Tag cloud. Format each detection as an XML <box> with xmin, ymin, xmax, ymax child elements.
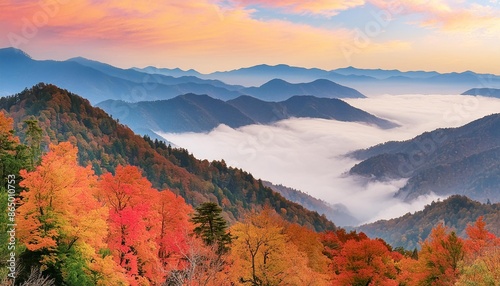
<box><xmin>228</xmin><ymin>0</ymin><xmax>366</xmax><ymax>16</ymax></box>
<box><xmin>0</xmin><ymin>0</ymin><xmax>357</xmax><ymax>72</ymax></box>
<box><xmin>1</xmin><ymin>0</ymin><xmax>499</xmax><ymax>74</ymax></box>
<box><xmin>368</xmin><ymin>0</ymin><xmax>500</xmax><ymax>32</ymax></box>
<box><xmin>158</xmin><ymin>95</ymin><xmax>500</xmax><ymax>226</ymax></box>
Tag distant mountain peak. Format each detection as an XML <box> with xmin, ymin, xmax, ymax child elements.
<box><xmin>244</xmin><ymin>78</ymin><xmax>366</xmax><ymax>101</ymax></box>
<box><xmin>462</xmin><ymin>88</ymin><xmax>500</xmax><ymax>98</ymax></box>
<box><xmin>67</xmin><ymin>56</ymin><xmax>101</xmax><ymax>64</ymax></box>
<box><xmin>177</xmin><ymin>93</ymin><xmax>213</xmax><ymax>100</ymax></box>
<box><xmin>252</xmin><ymin>64</ymin><xmax>291</xmax><ymax>68</ymax></box>
<box><xmin>260</xmin><ymin>78</ymin><xmax>290</xmax><ymax>87</ymax></box>
<box><xmin>0</xmin><ymin>47</ymin><xmax>32</xmax><ymax>59</ymax></box>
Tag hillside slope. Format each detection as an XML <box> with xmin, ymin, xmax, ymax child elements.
<box><xmin>98</xmin><ymin>94</ymin><xmax>396</xmax><ymax>134</ymax></box>
<box><xmin>462</xmin><ymin>88</ymin><xmax>500</xmax><ymax>98</ymax></box>
<box><xmin>262</xmin><ymin>181</ymin><xmax>360</xmax><ymax>226</ymax></box>
<box><xmin>356</xmin><ymin>195</ymin><xmax>500</xmax><ymax>250</ymax></box>
<box><xmin>0</xmin><ymin>83</ymin><xmax>335</xmax><ymax>232</ymax></box>
<box><xmin>349</xmin><ymin>113</ymin><xmax>500</xmax><ymax>202</ymax></box>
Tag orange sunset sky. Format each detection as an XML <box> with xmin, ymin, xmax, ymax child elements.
<box><xmin>1</xmin><ymin>0</ymin><xmax>499</xmax><ymax>74</ymax></box>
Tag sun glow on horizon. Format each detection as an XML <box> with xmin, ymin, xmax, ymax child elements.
<box><xmin>0</xmin><ymin>0</ymin><xmax>499</xmax><ymax>74</ymax></box>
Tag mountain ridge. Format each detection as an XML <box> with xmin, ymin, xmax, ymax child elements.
<box><xmin>462</xmin><ymin>87</ymin><xmax>500</xmax><ymax>98</ymax></box>
<box><xmin>0</xmin><ymin>48</ymin><xmax>242</xmax><ymax>102</ymax></box>
<box><xmin>97</xmin><ymin>93</ymin><xmax>397</xmax><ymax>135</ymax></box>
<box><xmin>262</xmin><ymin>181</ymin><xmax>360</xmax><ymax>226</ymax></box>
<box><xmin>241</xmin><ymin>78</ymin><xmax>365</xmax><ymax>100</ymax></box>
<box><xmin>356</xmin><ymin>195</ymin><xmax>500</xmax><ymax>250</ymax></box>
<box><xmin>349</xmin><ymin>113</ymin><xmax>500</xmax><ymax>203</ymax></box>
<box><xmin>195</xmin><ymin>63</ymin><xmax>500</xmax><ymax>95</ymax></box>
<box><xmin>5</xmin><ymin>47</ymin><xmax>500</xmax><ymax>98</ymax></box>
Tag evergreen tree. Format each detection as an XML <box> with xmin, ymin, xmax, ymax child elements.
<box><xmin>0</xmin><ymin>112</ymin><xmax>29</xmax><ymax>185</ymax></box>
<box><xmin>23</xmin><ymin>118</ymin><xmax>43</xmax><ymax>170</ymax></box>
<box><xmin>191</xmin><ymin>202</ymin><xmax>232</xmax><ymax>253</ymax></box>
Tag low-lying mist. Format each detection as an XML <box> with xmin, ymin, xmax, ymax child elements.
<box><xmin>158</xmin><ymin>94</ymin><xmax>500</xmax><ymax>226</ymax></box>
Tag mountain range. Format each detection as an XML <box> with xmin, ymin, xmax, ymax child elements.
<box><xmin>349</xmin><ymin>113</ymin><xmax>500</xmax><ymax>203</ymax></box>
<box><xmin>97</xmin><ymin>94</ymin><xmax>397</xmax><ymax>134</ymax></box>
<box><xmin>0</xmin><ymin>48</ymin><xmax>242</xmax><ymax>103</ymax></box>
<box><xmin>139</xmin><ymin>63</ymin><xmax>500</xmax><ymax>96</ymax></box>
<box><xmin>0</xmin><ymin>48</ymin><xmax>368</xmax><ymax>104</ymax></box>
<box><xmin>4</xmin><ymin>47</ymin><xmax>500</xmax><ymax>102</ymax></box>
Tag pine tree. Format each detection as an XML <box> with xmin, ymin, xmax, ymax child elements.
<box><xmin>191</xmin><ymin>202</ymin><xmax>232</xmax><ymax>253</ymax></box>
<box><xmin>23</xmin><ymin>118</ymin><xmax>43</xmax><ymax>170</ymax></box>
<box><xmin>0</xmin><ymin>111</ymin><xmax>29</xmax><ymax>181</ymax></box>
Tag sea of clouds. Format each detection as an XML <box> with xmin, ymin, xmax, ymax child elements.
<box><xmin>158</xmin><ymin>94</ymin><xmax>500</xmax><ymax>226</ymax></box>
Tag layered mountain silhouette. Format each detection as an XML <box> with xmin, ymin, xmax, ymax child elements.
<box><xmin>333</xmin><ymin>66</ymin><xmax>440</xmax><ymax>79</ymax></box>
<box><xmin>97</xmin><ymin>94</ymin><xmax>397</xmax><ymax>134</ymax></box>
<box><xmin>5</xmin><ymin>47</ymin><xmax>500</xmax><ymax>101</ymax></box>
<box><xmin>133</xmin><ymin>66</ymin><xmax>203</xmax><ymax>78</ymax></box>
<box><xmin>462</xmin><ymin>88</ymin><xmax>500</xmax><ymax>98</ymax></box>
<box><xmin>349</xmin><ymin>113</ymin><xmax>500</xmax><ymax>203</ymax></box>
<box><xmin>192</xmin><ymin>64</ymin><xmax>500</xmax><ymax>95</ymax></box>
<box><xmin>1</xmin><ymin>48</ymin><xmax>369</xmax><ymax>104</ymax></box>
<box><xmin>0</xmin><ymin>48</ymin><xmax>242</xmax><ymax>102</ymax></box>
<box><xmin>241</xmin><ymin>78</ymin><xmax>365</xmax><ymax>101</ymax></box>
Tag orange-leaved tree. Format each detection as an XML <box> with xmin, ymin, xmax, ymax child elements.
<box><xmin>456</xmin><ymin>217</ymin><xmax>500</xmax><ymax>285</ymax></box>
<box><xmin>411</xmin><ymin>224</ymin><xmax>464</xmax><ymax>286</ymax></box>
<box><xmin>17</xmin><ymin>142</ymin><xmax>110</xmax><ymax>284</ymax></box>
<box><xmin>331</xmin><ymin>237</ymin><xmax>399</xmax><ymax>286</ymax></box>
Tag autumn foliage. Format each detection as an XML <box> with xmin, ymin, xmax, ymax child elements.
<box><xmin>1</xmin><ymin>115</ymin><xmax>499</xmax><ymax>285</ymax></box>
<box><xmin>15</xmin><ymin>142</ymin><xmax>196</xmax><ymax>285</ymax></box>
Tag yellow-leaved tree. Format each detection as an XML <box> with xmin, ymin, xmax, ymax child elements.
<box><xmin>229</xmin><ymin>208</ymin><xmax>329</xmax><ymax>285</ymax></box>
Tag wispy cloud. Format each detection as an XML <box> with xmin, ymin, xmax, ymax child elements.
<box><xmin>368</xmin><ymin>0</ymin><xmax>500</xmax><ymax>32</ymax></box>
<box><xmin>0</xmin><ymin>0</ymin><xmax>360</xmax><ymax>72</ymax></box>
<box><xmin>0</xmin><ymin>0</ymin><xmax>499</xmax><ymax>73</ymax></box>
<box><xmin>227</xmin><ymin>0</ymin><xmax>366</xmax><ymax>16</ymax></box>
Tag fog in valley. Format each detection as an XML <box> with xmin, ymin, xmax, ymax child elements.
<box><xmin>159</xmin><ymin>94</ymin><xmax>500</xmax><ymax>225</ymax></box>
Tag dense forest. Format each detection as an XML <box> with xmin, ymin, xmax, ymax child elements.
<box><xmin>1</xmin><ymin>84</ymin><xmax>499</xmax><ymax>285</ymax></box>
<box><xmin>357</xmin><ymin>195</ymin><xmax>500</xmax><ymax>250</ymax></box>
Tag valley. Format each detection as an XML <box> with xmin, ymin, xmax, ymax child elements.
<box><xmin>2</xmin><ymin>0</ymin><xmax>500</xmax><ymax>283</ymax></box>
<box><xmin>160</xmin><ymin>94</ymin><xmax>500</xmax><ymax>225</ymax></box>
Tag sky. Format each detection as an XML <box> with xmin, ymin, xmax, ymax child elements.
<box><xmin>1</xmin><ymin>0</ymin><xmax>500</xmax><ymax>73</ymax></box>
<box><xmin>159</xmin><ymin>94</ymin><xmax>500</xmax><ymax>225</ymax></box>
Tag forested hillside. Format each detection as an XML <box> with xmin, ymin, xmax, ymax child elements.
<box><xmin>349</xmin><ymin>113</ymin><xmax>500</xmax><ymax>202</ymax></box>
<box><xmin>357</xmin><ymin>196</ymin><xmax>500</xmax><ymax>249</ymax></box>
<box><xmin>0</xmin><ymin>83</ymin><xmax>334</xmax><ymax>232</ymax></box>
<box><xmin>262</xmin><ymin>181</ymin><xmax>360</xmax><ymax>226</ymax></box>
